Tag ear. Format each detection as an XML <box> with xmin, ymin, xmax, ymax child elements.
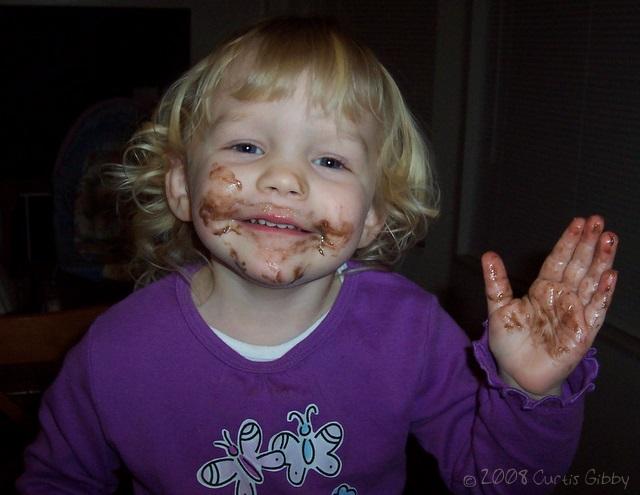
<box><xmin>165</xmin><ymin>157</ymin><xmax>192</xmax><ymax>222</ymax></box>
<box><xmin>357</xmin><ymin>206</ymin><xmax>385</xmax><ymax>248</ymax></box>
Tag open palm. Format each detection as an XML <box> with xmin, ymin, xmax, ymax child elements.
<box><xmin>482</xmin><ymin>216</ymin><xmax>618</xmax><ymax>397</ymax></box>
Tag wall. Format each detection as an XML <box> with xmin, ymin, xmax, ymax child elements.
<box><xmin>453</xmin><ymin>1</ymin><xmax>640</xmax><ymax>492</ymax></box>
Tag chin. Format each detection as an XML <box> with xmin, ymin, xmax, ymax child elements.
<box><xmin>249</xmin><ymin>264</ymin><xmax>308</xmax><ymax>287</ymax></box>
<box><xmin>211</xmin><ymin>253</ymin><xmax>298</xmax><ymax>287</ymax></box>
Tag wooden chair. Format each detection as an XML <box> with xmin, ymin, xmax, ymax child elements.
<box><xmin>0</xmin><ymin>305</ymin><xmax>108</xmax><ymax>426</ymax></box>
<box><xmin>0</xmin><ymin>304</ymin><xmax>121</xmax><ymax>493</ymax></box>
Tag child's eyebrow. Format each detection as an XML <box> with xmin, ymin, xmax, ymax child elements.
<box><xmin>209</xmin><ymin>110</ymin><xmax>249</xmax><ymax>128</ymax></box>
<box><xmin>307</xmin><ymin>110</ymin><xmax>373</xmax><ymax>153</ymax></box>
<box><xmin>334</xmin><ymin>129</ymin><xmax>370</xmax><ymax>154</ymax></box>
<box><xmin>331</xmin><ymin>119</ymin><xmax>375</xmax><ymax>155</ymax></box>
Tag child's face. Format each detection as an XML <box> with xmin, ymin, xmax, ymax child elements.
<box><xmin>168</xmin><ymin>81</ymin><xmax>383</xmax><ymax>287</ymax></box>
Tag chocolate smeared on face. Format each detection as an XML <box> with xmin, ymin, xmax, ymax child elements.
<box><xmin>315</xmin><ymin>219</ymin><xmax>353</xmax><ymax>256</ymax></box>
<box><xmin>210</xmin><ymin>165</ymin><xmax>242</xmax><ymax>192</ymax></box>
<box><xmin>213</xmin><ymin>224</ymin><xmax>242</xmax><ymax>236</ymax></box>
<box><xmin>293</xmin><ymin>266</ymin><xmax>305</xmax><ymax>282</ymax></box>
<box><xmin>229</xmin><ymin>248</ymin><xmax>246</xmax><ymax>267</ymax></box>
<box><xmin>196</xmin><ymin>163</ymin><xmax>360</xmax><ymax>285</ymax></box>
<box><xmin>261</xmin><ymin>271</ymin><xmax>284</xmax><ymax>284</ymax></box>
<box><xmin>198</xmin><ymin>165</ymin><xmax>243</xmax><ymax>228</ymax></box>
<box><xmin>257</xmin><ymin>257</ymin><xmax>285</xmax><ymax>284</ymax></box>
<box><xmin>228</xmin><ymin>248</ymin><xmax>247</xmax><ymax>273</ymax></box>
<box><xmin>243</xmin><ymin>217</ymin><xmax>354</xmax><ymax>283</ymax></box>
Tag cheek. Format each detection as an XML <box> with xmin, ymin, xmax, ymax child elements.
<box><xmin>313</xmin><ymin>218</ymin><xmax>355</xmax><ymax>255</ymax></box>
<box><xmin>310</xmin><ymin>191</ymin><xmax>368</xmax><ymax>256</ymax></box>
<box><xmin>196</xmin><ymin>164</ymin><xmax>243</xmax><ymax>231</ymax></box>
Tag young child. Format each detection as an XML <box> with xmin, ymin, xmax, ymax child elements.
<box><xmin>18</xmin><ymin>16</ymin><xmax>618</xmax><ymax>495</ymax></box>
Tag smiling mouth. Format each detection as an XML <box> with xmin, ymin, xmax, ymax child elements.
<box><xmin>244</xmin><ymin>218</ymin><xmax>312</xmax><ymax>233</ymax></box>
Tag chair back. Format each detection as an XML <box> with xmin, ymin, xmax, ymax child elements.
<box><xmin>0</xmin><ymin>305</ymin><xmax>108</xmax><ymax>425</ymax></box>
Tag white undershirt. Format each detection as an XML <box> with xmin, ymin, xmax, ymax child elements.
<box><xmin>209</xmin><ymin>263</ymin><xmax>347</xmax><ymax>362</ymax></box>
<box><xmin>211</xmin><ymin>312</ymin><xmax>328</xmax><ymax>362</ymax></box>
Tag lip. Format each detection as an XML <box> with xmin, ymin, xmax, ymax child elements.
<box><xmin>241</xmin><ymin>220</ymin><xmax>310</xmax><ymax>236</ymax></box>
<box><xmin>236</xmin><ymin>208</ymin><xmax>315</xmax><ymax>236</ymax></box>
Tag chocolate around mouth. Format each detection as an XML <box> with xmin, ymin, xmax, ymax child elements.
<box><xmin>197</xmin><ymin>163</ymin><xmax>352</xmax><ymax>254</ymax></box>
<box><xmin>242</xmin><ymin>217</ymin><xmax>312</xmax><ymax>233</ymax></box>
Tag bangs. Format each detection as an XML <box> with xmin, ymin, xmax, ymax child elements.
<box><xmin>202</xmin><ymin>17</ymin><xmax>387</xmax><ymax>124</ymax></box>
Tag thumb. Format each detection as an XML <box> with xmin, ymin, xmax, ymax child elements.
<box><xmin>481</xmin><ymin>251</ymin><xmax>514</xmax><ymax>314</ymax></box>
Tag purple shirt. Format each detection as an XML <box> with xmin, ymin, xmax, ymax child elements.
<box><xmin>18</xmin><ymin>265</ymin><xmax>598</xmax><ymax>494</ymax></box>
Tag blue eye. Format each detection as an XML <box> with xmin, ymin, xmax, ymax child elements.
<box><xmin>231</xmin><ymin>143</ymin><xmax>264</xmax><ymax>155</ymax></box>
<box><xmin>314</xmin><ymin>157</ymin><xmax>345</xmax><ymax>169</ymax></box>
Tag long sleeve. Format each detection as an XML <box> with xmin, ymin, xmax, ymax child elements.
<box><xmin>16</xmin><ymin>329</ymin><xmax>122</xmax><ymax>494</ymax></box>
<box><xmin>410</xmin><ymin>301</ymin><xmax>598</xmax><ymax>494</ymax></box>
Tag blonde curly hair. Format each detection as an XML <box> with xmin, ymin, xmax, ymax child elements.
<box><xmin>114</xmin><ymin>16</ymin><xmax>439</xmax><ymax>286</ymax></box>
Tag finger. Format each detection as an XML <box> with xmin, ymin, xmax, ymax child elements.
<box><xmin>481</xmin><ymin>251</ymin><xmax>514</xmax><ymax>314</ymax></box>
<box><xmin>578</xmin><ymin>231</ymin><xmax>618</xmax><ymax>306</ymax></box>
<box><xmin>584</xmin><ymin>270</ymin><xmax>617</xmax><ymax>331</ymax></box>
<box><xmin>561</xmin><ymin>215</ymin><xmax>604</xmax><ymax>290</ymax></box>
<box><xmin>538</xmin><ymin>217</ymin><xmax>586</xmax><ymax>282</ymax></box>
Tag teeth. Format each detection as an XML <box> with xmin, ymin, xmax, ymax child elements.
<box><xmin>248</xmin><ymin>218</ymin><xmax>297</xmax><ymax>230</ymax></box>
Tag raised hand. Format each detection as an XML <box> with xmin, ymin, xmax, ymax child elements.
<box><xmin>481</xmin><ymin>216</ymin><xmax>618</xmax><ymax>397</ymax></box>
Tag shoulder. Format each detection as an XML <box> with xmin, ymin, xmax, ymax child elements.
<box><xmin>73</xmin><ymin>271</ymin><xmax>206</xmax><ymax>397</ymax></box>
<box><xmin>86</xmin><ymin>272</ymin><xmax>191</xmax><ymax>351</ymax></box>
<box><xmin>345</xmin><ymin>264</ymin><xmax>439</xmax><ymax>313</ymax></box>
<box><xmin>100</xmin><ymin>273</ymin><xmax>181</xmax><ymax>321</ymax></box>
<box><xmin>343</xmin><ymin>264</ymin><xmax>468</xmax><ymax>347</ymax></box>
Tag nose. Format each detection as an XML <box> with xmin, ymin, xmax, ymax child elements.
<box><xmin>256</xmin><ymin>160</ymin><xmax>308</xmax><ymax>199</ymax></box>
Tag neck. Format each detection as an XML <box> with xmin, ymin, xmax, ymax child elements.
<box><xmin>191</xmin><ymin>262</ymin><xmax>341</xmax><ymax>345</ymax></box>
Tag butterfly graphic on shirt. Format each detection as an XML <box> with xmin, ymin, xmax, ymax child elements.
<box><xmin>332</xmin><ymin>483</ymin><xmax>358</xmax><ymax>495</ymax></box>
<box><xmin>197</xmin><ymin>419</ymin><xmax>285</xmax><ymax>495</ymax></box>
<box><xmin>269</xmin><ymin>403</ymin><xmax>344</xmax><ymax>486</ymax></box>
